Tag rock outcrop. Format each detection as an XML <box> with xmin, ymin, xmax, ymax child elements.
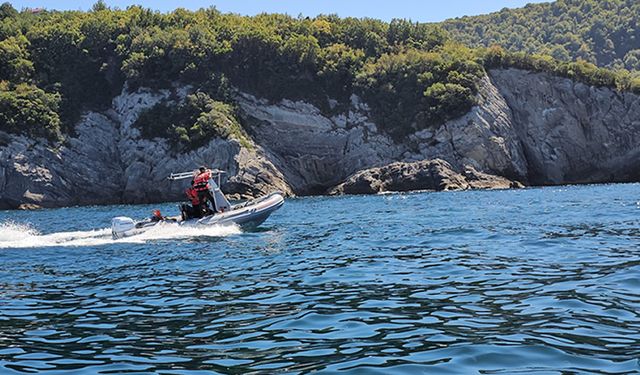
<box><xmin>1</xmin><ymin>67</ymin><xmax>640</xmax><ymax>209</ymax></box>
<box><xmin>404</xmin><ymin>73</ymin><xmax>529</xmax><ymax>182</ymax></box>
<box><xmin>329</xmin><ymin>159</ymin><xmax>521</xmax><ymax>195</ymax></box>
<box><xmin>237</xmin><ymin>93</ymin><xmax>402</xmax><ymax>194</ymax></box>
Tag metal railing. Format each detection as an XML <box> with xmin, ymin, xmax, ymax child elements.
<box><xmin>167</xmin><ymin>169</ymin><xmax>226</xmax><ymax>181</ymax></box>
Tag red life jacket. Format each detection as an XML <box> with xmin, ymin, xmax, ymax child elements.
<box><xmin>185</xmin><ymin>187</ymin><xmax>200</xmax><ymax>205</ymax></box>
<box><xmin>193</xmin><ymin>170</ymin><xmax>211</xmax><ymax>192</ymax></box>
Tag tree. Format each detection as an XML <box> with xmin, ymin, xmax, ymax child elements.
<box><xmin>91</xmin><ymin>0</ymin><xmax>108</xmax><ymax>12</ymax></box>
<box><xmin>0</xmin><ymin>83</ymin><xmax>61</xmax><ymax>140</ymax></box>
<box><xmin>318</xmin><ymin>43</ymin><xmax>365</xmax><ymax>99</ymax></box>
<box><xmin>443</xmin><ymin>0</ymin><xmax>640</xmax><ymax>70</ymax></box>
<box><xmin>0</xmin><ymin>35</ymin><xmax>34</xmax><ymax>82</ymax></box>
<box><xmin>0</xmin><ymin>2</ymin><xmax>17</xmax><ymax>19</ymax></box>
<box><xmin>282</xmin><ymin>33</ymin><xmax>320</xmax><ymax>67</ymax></box>
<box><xmin>1</xmin><ymin>1</ymin><xmax>637</xmax><ymax>144</ymax></box>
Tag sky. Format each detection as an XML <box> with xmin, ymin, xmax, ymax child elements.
<box><xmin>9</xmin><ymin>0</ymin><xmax>552</xmax><ymax>23</ymax></box>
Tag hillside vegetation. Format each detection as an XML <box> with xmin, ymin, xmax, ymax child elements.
<box><xmin>444</xmin><ymin>0</ymin><xmax>640</xmax><ymax>70</ymax></box>
<box><xmin>0</xmin><ymin>0</ymin><xmax>638</xmax><ymax>146</ymax></box>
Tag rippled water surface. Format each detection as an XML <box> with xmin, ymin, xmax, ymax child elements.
<box><xmin>1</xmin><ymin>184</ymin><xmax>640</xmax><ymax>374</ymax></box>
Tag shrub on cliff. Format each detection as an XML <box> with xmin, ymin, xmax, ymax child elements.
<box><xmin>482</xmin><ymin>45</ymin><xmax>640</xmax><ymax>94</ymax></box>
<box><xmin>0</xmin><ymin>82</ymin><xmax>61</xmax><ymax>140</ymax></box>
<box><xmin>355</xmin><ymin>45</ymin><xmax>483</xmax><ymax>138</ymax></box>
<box><xmin>134</xmin><ymin>92</ymin><xmax>250</xmax><ymax>152</ymax></box>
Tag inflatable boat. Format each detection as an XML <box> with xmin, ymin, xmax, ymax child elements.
<box><xmin>111</xmin><ymin>170</ymin><xmax>284</xmax><ymax>239</ymax></box>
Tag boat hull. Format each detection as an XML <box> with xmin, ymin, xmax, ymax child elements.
<box><xmin>112</xmin><ymin>192</ymin><xmax>284</xmax><ymax>239</ymax></box>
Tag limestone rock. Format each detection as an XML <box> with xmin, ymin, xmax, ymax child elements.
<box><xmin>412</xmin><ymin>74</ymin><xmax>529</xmax><ymax>182</ymax></box>
<box><xmin>0</xmin><ymin>87</ymin><xmax>292</xmax><ymax>209</ymax></box>
<box><xmin>329</xmin><ymin>159</ymin><xmax>522</xmax><ymax>195</ymax></box>
<box><xmin>489</xmin><ymin>68</ymin><xmax>640</xmax><ymax>185</ymax></box>
<box><xmin>237</xmin><ymin>92</ymin><xmax>402</xmax><ymax>194</ymax></box>
<box><xmin>463</xmin><ymin>166</ymin><xmax>525</xmax><ymax>190</ymax></box>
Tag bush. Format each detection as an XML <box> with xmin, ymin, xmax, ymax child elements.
<box><xmin>0</xmin><ymin>34</ymin><xmax>33</xmax><ymax>82</ymax></box>
<box><xmin>423</xmin><ymin>82</ymin><xmax>475</xmax><ymax>123</ymax></box>
<box><xmin>481</xmin><ymin>45</ymin><xmax>639</xmax><ymax>93</ymax></box>
<box><xmin>0</xmin><ymin>82</ymin><xmax>61</xmax><ymax>140</ymax></box>
<box><xmin>133</xmin><ymin>92</ymin><xmax>250</xmax><ymax>151</ymax></box>
<box><xmin>355</xmin><ymin>46</ymin><xmax>483</xmax><ymax>139</ymax></box>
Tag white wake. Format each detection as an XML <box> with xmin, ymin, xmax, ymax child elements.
<box><xmin>0</xmin><ymin>220</ymin><xmax>241</xmax><ymax>249</ymax></box>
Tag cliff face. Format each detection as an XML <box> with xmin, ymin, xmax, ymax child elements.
<box><xmin>489</xmin><ymin>69</ymin><xmax>640</xmax><ymax>185</ymax></box>
<box><xmin>1</xmin><ymin>68</ymin><xmax>639</xmax><ymax>209</ymax></box>
<box><xmin>0</xmin><ymin>86</ymin><xmax>292</xmax><ymax>209</ymax></box>
<box><xmin>236</xmin><ymin>93</ymin><xmax>403</xmax><ymax>194</ymax></box>
<box><xmin>237</xmin><ymin>68</ymin><xmax>640</xmax><ymax>195</ymax></box>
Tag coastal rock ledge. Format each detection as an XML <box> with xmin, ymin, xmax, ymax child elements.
<box><xmin>329</xmin><ymin>159</ymin><xmax>523</xmax><ymax>195</ymax></box>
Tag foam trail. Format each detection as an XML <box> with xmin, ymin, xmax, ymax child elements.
<box><xmin>0</xmin><ymin>221</ymin><xmax>41</xmax><ymax>242</ymax></box>
<box><xmin>0</xmin><ymin>220</ymin><xmax>241</xmax><ymax>249</ymax></box>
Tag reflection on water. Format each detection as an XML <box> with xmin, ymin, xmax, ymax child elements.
<box><xmin>0</xmin><ymin>184</ymin><xmax>639</xmax><ymax>373</ymax></box>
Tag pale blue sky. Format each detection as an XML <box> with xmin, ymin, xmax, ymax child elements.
<box><xmin>10</xmin><ymin>0</ymin><xmax>551</xmax><ymax>22</ymax></box>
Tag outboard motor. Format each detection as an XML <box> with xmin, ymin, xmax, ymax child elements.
<box><xmin>112</xmin><ymin>216</ymin><xmax>135</xmax><ymax>239</ymax></box>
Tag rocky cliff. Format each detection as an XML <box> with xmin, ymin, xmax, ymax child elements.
<box><xmin>489</xmin><ymin>69</ymin><xmax>640</xmax><ymax>185</ymax></box>
<box><xmin>237</xmin><ymin>68</ymin><xmax>640</xmax><ymax>195</ymax></box>
<box><xmin>1</xmin><ymin>68</ymin><xmax>639</xmax><ymax>209</ymax></box>
<box><xmin>0</xmin><ymin>85</ymin><xmax>291</xmax><ymax>209</ymax></box>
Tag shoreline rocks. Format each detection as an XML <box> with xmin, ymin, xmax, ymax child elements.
<box><xmin>329</xmin><ymin>159</ymin><xmax>523</xmax><ymax>195</ymax></box>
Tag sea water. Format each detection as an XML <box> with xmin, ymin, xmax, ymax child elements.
<box><xmin>0</xmin><ymin>184</ymin><xmax>639</xmax><ymax>373</ymax></box>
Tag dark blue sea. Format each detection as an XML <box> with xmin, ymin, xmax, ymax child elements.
<box><xmin>1</xmin><ymin>184</ymin><xmax>639</xmax><ymax>374</ymax></box>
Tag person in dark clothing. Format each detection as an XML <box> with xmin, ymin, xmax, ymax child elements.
<box><xmin>182</xmin><ymin>183</ymin><xmax>203</xmax><ymax>220</ymax></box>
<box><xmin>193</xmin><ymin>166</ymin><xmax>217</xmax><ymax>215</ymax></box>
<box><xmin>148</xmin><ymin>209</ymin><xmax>176</xmax><ymax>223</ymax></box>
<box><xmin>151</xmin><ymin>209</ymin><xmax>164</xmax><ymax>222</ymax></box>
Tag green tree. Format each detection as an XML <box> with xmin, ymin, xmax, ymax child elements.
<box><xmin>444</xmin><ymin>0</ymin><xmax>640</xmax><ymax>70</ymax></box>
<box><xmin>0</xmin><ymin>2</ymin><xmax>17</xmax><ymax>19</ymax></box>
<box><xmin>0</xmin><ymin>34</ymin><xmax>34</xmax><ymax>82</ymax></box>
<box><xmin>0</xmin><ymin>82</ymin><xmax>61</xmax><ymax>140</ymax></box>
<box><xmin>1</xmin><ymin>1</ymin><xmax>638</xmax><ymax>144</ymax></box>
<box><xmin>318</xmin><ymin>43</ymin><xmax>365</xmax><ymax>100</ymax></box>
<box><xmin>91</xmin><ymin>0</ymin><xmax>108</xmax><ymax>12</ymax></box>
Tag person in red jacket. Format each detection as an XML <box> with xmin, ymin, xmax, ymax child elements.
<box><xmin>186</xmin><ymin>186</ymin><xmax>200</xmax><ymax>206</ymax></box>
<box><xmin>193</xmin><ymin>167</ymin><xmax>211</xmax><ymax>190</ymax></box>
<box><xmin>151</xmin><ymin>209</ymin><xmax>164</xmax><ymax>222</ymax></box>
<box><xmin>184</xmin><ymin>184</ymin><xmax>203</xmax><ymax>219</ymax></box>
<box><xmin>193</xmin><ymin>166</ymin><xmax>217</xmax><ymax>215</ymax></box>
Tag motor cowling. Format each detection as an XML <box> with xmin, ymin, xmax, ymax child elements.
<box><xmin>111</xmin><ymin>216</ymin><xmax>135</xmax><ymax>239</ymax></box>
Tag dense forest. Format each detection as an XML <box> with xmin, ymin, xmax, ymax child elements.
<box><xmin>0</xmin><ymin>0</ymin><xmax>639</xmax><ymax>146</ymax></box>
<box><xmin>444</xmin><ymin>0</ymin><xmax>640</xmax><ymax>70</ymax></box>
